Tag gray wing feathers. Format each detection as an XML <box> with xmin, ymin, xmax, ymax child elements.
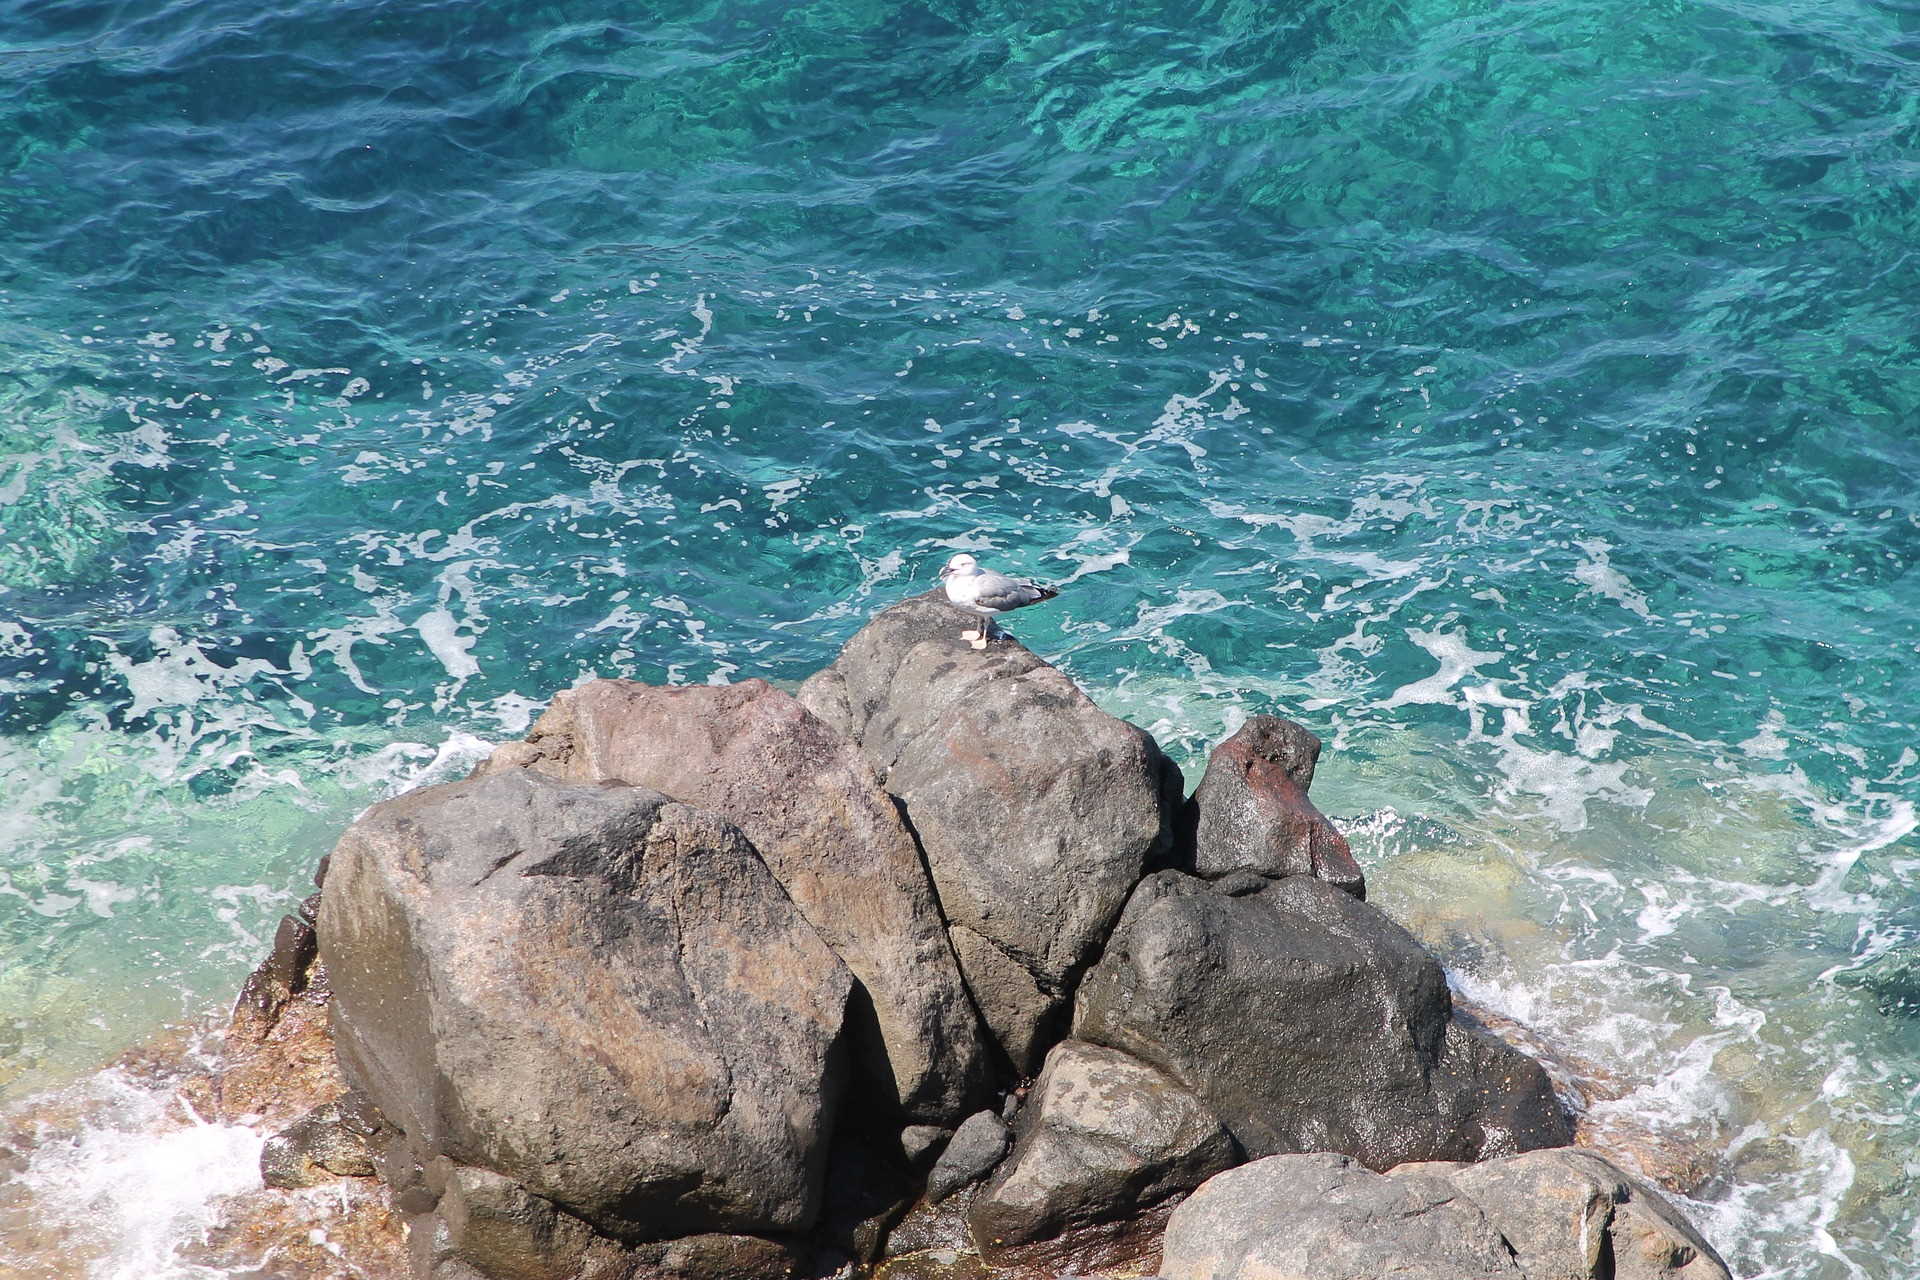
<box><xmin>973</xmin><ymin>571</ymin><xmax>1059</xmax><ymax>612</ymax></box>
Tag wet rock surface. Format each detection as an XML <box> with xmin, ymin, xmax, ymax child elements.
<box><xmin>260</xmin><ymin>1094</ymin><xmax>381</xmax><ymax>1188</ymax></box>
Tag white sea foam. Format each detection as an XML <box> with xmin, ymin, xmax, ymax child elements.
<box><xmin>1380</xmin><ymin>627</ymin><xmax>1505</xmax><ymax>709</ymax></box>
<box><xmin>7</xmin><ymin>1072</ymin><xmax>264</xmax><ymax>1280</ymax></box>
<box><xmin>1571</xmin><ymin>538</ymin><xmax>1657</xmax><ymax>620</ymax></box>
<box><xmin>414</xmin><ymin>607</ymin><xmax>480</xmax><ymax>680</ymax></box>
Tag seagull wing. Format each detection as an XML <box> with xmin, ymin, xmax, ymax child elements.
<box><xmin>971</xmin><ymin>569</ymin><xmax>1059</xmax><ymax>612</ymax></box>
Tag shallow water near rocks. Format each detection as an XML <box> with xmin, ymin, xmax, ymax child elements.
<box><xmin>3</xmin><ymin>1</ymin><xmax>1918</xmax><ymax>1277</ymax></box>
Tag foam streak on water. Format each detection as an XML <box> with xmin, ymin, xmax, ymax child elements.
<box><xmin>2</xmin><ymin>0</ymin><xmax>1918</xmax><ymax>1275</ymax></box>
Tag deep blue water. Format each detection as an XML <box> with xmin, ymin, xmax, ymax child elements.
<box><xmin>3</xmin><ymin>1</ymin><xmax>1918</xmax><ymax>1275</ymax></box>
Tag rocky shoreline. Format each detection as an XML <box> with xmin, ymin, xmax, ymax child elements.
<box><xmin>190</xmin><ymin>591</ymin><xmax>1731</xmax><ymax>1279</ymax></box>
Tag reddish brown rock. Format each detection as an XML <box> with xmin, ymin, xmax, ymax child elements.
<box><xmin>1186</xmin><ymin>716</ymin><xmax>1363</xmax><ymax>899</ymax></box>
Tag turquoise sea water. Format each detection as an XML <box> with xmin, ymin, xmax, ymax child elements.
<box><xmin>2</xmin><ymin>1</ymin><xmax>1917</xmax><ymax>1275</ymax></box>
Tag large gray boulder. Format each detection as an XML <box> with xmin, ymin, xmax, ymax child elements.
<box><xmin>799</xmin><ymin>592</ymin><xmax>1183</xmax><ymax>1072</ymax></box>
<box><xmin>968</xmin><ymin>1040</ymin><xmax>1237</xmax><ymax>1254</ymax></box>
<box><xmin>477</xmin><ymin>677</ymin><xmax>990</xmax><ymax>1123</ymax></box>
<box><xmin>1186</xmin><ymin>715</ymin><xmax>1364</xmax><ymax>898</ymax></box>
<box><xmin>1162</xmin><ymin>1149</ymin><xmax>1731</xmax><ymax>1280</ymax></box>
<box><xmin>1073</xmin><ymin>870</ymin><xmax>1570</xmax><ymax>1170</ymax></box>
<box><xmin>1161</xmin><ymin>1152</ymin><xmax>1523</xmax><ymax>1280</ymax></box>
<box><xmin>316</xmin><ymin>769</ymin><xmax>854</xmax><ymax>1241</ymax></box>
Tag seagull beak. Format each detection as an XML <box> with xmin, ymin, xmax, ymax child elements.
<box><xmin>938</xmin><ymin>565</ymin><xmax>952</xmax><ymax>578</ymax></box>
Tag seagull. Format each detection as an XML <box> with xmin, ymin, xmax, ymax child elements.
<box><xmin>938</xmin><ymin>553</ymin><xmax>1059</xmax><ymax>650</ymax></box>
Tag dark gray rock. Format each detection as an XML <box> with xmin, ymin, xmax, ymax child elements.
<box><xmin>969</xmin><ymin>1040</ymin><xmax>1238</xmax><ymax>1252</ymax></box>
<box><xmin>808</xmin><ymin>1117</ymin><xmax>920</xmax><ymax>1270</ymax></box>
<box><xmin>412</xmin><ymin>1167</ymin><xmax>803</xmax><ymax>1280</ymax></box>
<box><xmin>316</xmin><ymin>768</ymin><xmax>854</xmax><ymax>1240</ymax></box>
<box><xmin>899</xmin><ymin>1124</ymin><xmax>951</xmax><ymax>1173</ymax></box>
<box><xmin>1186</xmin><ymin>716</ymin><xmax>1364</xmax><ymax>898</ymax></box>
<box><xmin>259</xmin><ymin>1096</ymin><xmax>380</xmax><ymax>1189</ymax></box>
<box><xmin>926</xmin><ymin>1108</ymin><xmax>1011</xmax><ymax>1204</ymax></box>
<box><xmin>799</xmin><ymin>592</ymin><xmax>1183</xmax><ymax>1072</ymax></box>
<box><xmin>230</xmin><ymin>911</ymin><xmax>318</xmax><ymax>1041</ymax></box>
<box><xmin>879</xmin><ymin>1184</ymin><xmax>976</xmax><ymax>1262</ymax></box>
<box><xmin>413</xmin><ymin>1164</ymin><xmax>604</xmax><ymax>1280</ymax></box>
<box><xmin>1160</xmin><ymin>1152</ymin><xmax>1524</xmax><ymax>1280</ymax></box>
<box><xmin>1162</xmin><ymin>1149</ymin><xmax>1731</xmax><ymax>1280</ymax></box>
<box><xmin>1073</xmin><ymin>870</ymin><xmax>1569</xmax><ymax>1170</ymax></box>
<box><xmin>1450</xmin><ymin>1147</ymin><xmax>1732</xmax><ymax>1280</ymax></box>
<box><xmin>477</xmin><ymin>677</ymin><xmax>990</xmax><ymax>1124</ymax></box>
<box><xmin>1441</xmin><ymin>1017</ymin><xmax>1581</xmax><ymax>1158</ymax></box>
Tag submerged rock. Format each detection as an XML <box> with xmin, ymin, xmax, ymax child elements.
<box><xmin>1073</xmin><ymin>870</ymin><xmax>1570</xmax><ymax>1170</ymax></box>
<box><xmin>477</xmin><ymin>676</ymin><xmax>991</xmax><ymax>1124</ymax></box>
<box><xmin>1185</xmin><ymin>715</ymin><xmax>1364</xmax><ymax>898</ymax></box>
<box><xmin>316</xmin><ymin>768</ymin><xmax>855</xmax><ymax>1242</ymax></box>
<box><xmin>799</xmin><ymin>592</ymin><xmax>1184</xmax><ymax>1073</ymax></box>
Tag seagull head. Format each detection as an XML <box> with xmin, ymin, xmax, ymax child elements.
<box><xmin>939</xmin><ymin>553</ymin><xmax>980</xmax><ymax>580</ymax></box>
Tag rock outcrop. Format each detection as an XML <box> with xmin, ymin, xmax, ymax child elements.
<box><xmin>1073</xmin><ymin>869</ymin><xmax>1570</xmax><ymax>1170</ymax></box>
<box><xmin>799</xmin><ymin>592</ymin><xmax>1183</xmax><ymax>1072</ymax></box>
<box><xmin>1185</xmin><ymin>715</ymin><xmax>1364</xmax><ymax>898</ymax></box>
<box><xmin>316</xmin><ymin>768</ymin><xmax>855</xmax><ymax>1244</ymax></box>
<box><xmin>1161</xmin><ymin>1149</ymin><xmax>1732</xmax><ymax>1280</ymax></box>
<box><xmin>223</xmin><ymin>584</ymin><xmax>1732</xmax><ymax>1280</ymax></box>
<box><xmin>475</xmin><ymin>676</ymin><xmax>990</xmax><ymax>1124</ymax></box>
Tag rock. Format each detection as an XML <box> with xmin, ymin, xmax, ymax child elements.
<box><xmin>969</xmin><ymin>1040</ymin><xmax>1237</xmax><ymax>1254</ymax></box>
<box><xmin>260</xmin><ymin>1094</ymin><xmax>381</xmax><ymax>1188</ymax></box>
<box><xmin>1160</xmin><ymin>1152</ymin><xmax>1523</xmax><ymax>1280</ymax></box>
<box><xmin>1073</xmin><ymin>870</ymin><xmax>1569</xmax><ymax>1170</ymax></box>
<box><xmin>927</xmin><ymin>1109</ymin><xmax>1011</xmax><ymax>1204</ymax></box>
<box><xmin>205</xmin><ymin>947</ymin><xmax>342</xmax><ymax>1131</ymax></box>
<box><xmin>900</xmin><ymin>1125</ymin><xmax>951</xmax><ymax>1173</ymax></box>
<box><xmin>412</xmin><ymin>1164</ymin><xmax>606</xmax><ymax>1280</ymax></box>
<box><xmin>1441</xmin><ymin>1017</ymin><xmax>1580</xmax><ymax>1158</ymax></box>
<box><xmin>799</xmin><ymin>592</ymin><xmax>1183</xmax><ymax>1072</ymax></box>
<box><xmin>639</xmin><ymin>1232</ymin><xmax>806</xmax><ymax>1280</ymax></box>
<box><xmin>1186</xmin><ymin>716</ymin><xmax>1363</xmax><ymax>898</ymax></box>
<box><xmin>877</xmin><ymin>1185</ymin><xmax>976</xmax><ymax>1264</ymax></box>
<box><xmin>476</xmin><ymin>676</ymin><xmax>990</xmax><ymax>1123</ymax></box>
<box><xmin>1449</xmin><ymin>1147</ymin><xmax>1732</xmax><ymax>1280</ymax></box>
<box><xmin>229</xmin><ymin>910</ymin><xmax>319</xmax><ymax>1045</ymax></box>
<box><xmin>1161</xmin><ymin>1148</ymin><xmax>1732</xmax><ymax>1280</ymax></box>
<box><xmin>809</xmin><ymin>1117</ymin><xmax>923</xmax><ymax>1270</ymax></box>
<box><xmin>316</xmin><ymin>768</ymin><xmax>855</xmax><ymax>1241</ymax></box>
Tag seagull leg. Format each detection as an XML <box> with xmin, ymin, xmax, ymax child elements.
<box><xmin>970</xmin><ymin>615</ymin><xmax>991</xmax><ymax>650</ymax></box>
